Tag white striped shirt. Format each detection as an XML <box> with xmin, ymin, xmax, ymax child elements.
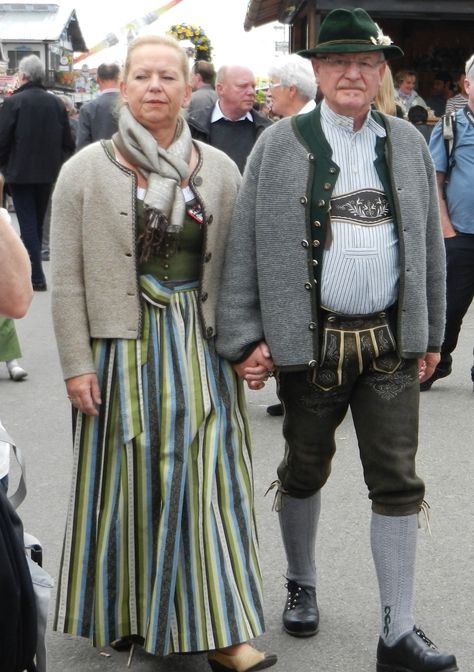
<box><xmin>320</xmin><ymin>100</ymin><xmax>399</xmax><ymax>315</ymax></box>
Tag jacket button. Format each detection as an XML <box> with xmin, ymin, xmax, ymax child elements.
<box><xmin>206</xmin><ymin>326</ymin><xmax>214</xmax><ymax>337</ymax></box>
<box><xmin>201</xmin><ymin>292</ymin><xmax>208</xmax><ymax>302</ymax></box>
<box><xmin>307</xmin><ymin>152</ymin><xmax>314</xmax><ymax>161</ymax></box>
<box><xmin>323</xmin><ymin>182</ymin><xmax>332</xmax><ymax>190</ymax></box>
<box><xmin>300</xmin><ymin>196</ymin><xmax>308</xmax><ymax>205</ymax></box>
<box><xmin>207</xmin><ymin>214</ymin><xmax>213</xmax><ymax>224</ymax></box>
<box><xmin>163</xmin><ymin>275</ymin><xmax>169</xmax><ymax>281</ymax></box>
<box><xmin>313</xmin><ymin>220</ymin><xmax>321</xmax><ymax>227</ymax></box>
<box><xmin>304</xmin><ymin>282</ymin><xmax>312</xmax><ymax>290</ymax></box>
<box><xmin>301</xmin><ymin>240</ymin><xmax>309</xmax><ymax>248</ymax></box>
<box><xmin>317</xmin><ymin>199</ymin><xmax>326</xmax><ymax>207</ymax></box>
<box><xmin>309</xmin><ymin>322</ymin><xmax>316</xmax><ymax>330</ymax></box>
<box><xmin>329</xmin><ymin>167</ymin><xmax>337</xmax><ymax>174</ymax></box>
<box><xmin>308</xmin><ymin>359</ymin><xmax>317</xmax><ymax>368</ymax></box>
<box><xmin>204</xmin><ymin>252</ymin><xmax>212</xmax><ymax>262</ymax></box>
<box><xmin>311</xmin><ymin>259</ymin><xmax>318</xmax><ymax>267</ymax></box>
<box><xmin>312</xmin><ymin>240</ymin><xmax>320</xmax><ymax>248</ymax></box>
<box><xmin>194</xmin><ymin>176</ymin><xmax>203</xmax><ymax>186</ymax></box>
<box><xmin>125</xmin><ymin>252</ymin><xmax>132</xmax><ymax>257</ymax></box>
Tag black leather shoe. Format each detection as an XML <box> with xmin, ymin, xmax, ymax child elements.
<box><xmin>420</xmin><ymin>367</ymin><xmax>451</xmax><ymax>391</ymax></box>
<box><xmin>266</xmin><ymin>403</ymin><xmax>283</xmax><ymax>416</ymax></box>
<box><xmin>282</xmin><ymin>580</ymin><xmax>319</xmax><ymax>637</ymax></box>
<box><xmin>32</xmin><ymin>281</ymin><xmax>47</xmax><ymax>291</ymax></box>
<box><xmin>376</xmin><ymin>627</ymin><xmax>458</xmax><ymax>672</ymax></box>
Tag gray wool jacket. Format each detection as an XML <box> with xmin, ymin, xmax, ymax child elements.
<box><xmin>51</xmin><ymin>139</ymin><xmax>241</xmax><ymax>380</ymax></box>
<box><xmin>216</xmin><ymin>110</ymin><xmax>446</xmax><ymax>370</ymax></box>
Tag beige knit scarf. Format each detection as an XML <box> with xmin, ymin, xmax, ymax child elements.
<box><xmin>113</xmin><ymin>105</ymin><xmax>192</xmax><ymax>259</ymax></box>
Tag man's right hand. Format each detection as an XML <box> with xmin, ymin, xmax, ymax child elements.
<box><xmin>232</xmin><ymin>342</ymin><xmax>275</xmax><ymax>390</ymax></box>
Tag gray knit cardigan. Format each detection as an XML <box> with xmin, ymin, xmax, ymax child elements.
<box><xmin>51</xmin><ymin>140</ymin><xmax>241</xmax><ymax>380</ymax></box>
<box><xmin>216</xmin><ymin>113</ymin><xmax>446</xmax><ymax>369</ymax></box>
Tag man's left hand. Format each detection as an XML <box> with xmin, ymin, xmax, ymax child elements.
<box><xmin>418</xmin><ymin>352</ymin><xmax>441</xmax><ymax>383</ymax></box>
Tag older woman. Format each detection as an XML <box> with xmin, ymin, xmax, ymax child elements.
<box><xmin>51</xmin><ymin>35</ymin><xmax>276</xmax><ymax>672</ymax></box>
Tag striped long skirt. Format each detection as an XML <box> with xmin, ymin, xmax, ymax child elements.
<box><xmin>54</xmin><ymin>276</ymin><xmax>265</xmax><ymax>655</ymax></box>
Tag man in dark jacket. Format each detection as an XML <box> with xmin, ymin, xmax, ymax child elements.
<box><xmin>187</xmin><ymin>64</ymin><xmax>271</xmax><ymax>173</ymax></box>
<box><xmin>75</xmin><ymin>62</ymin><xmax>120</xmax><ymax>151</ymax></box>
<box><xmin>0</xmin><ymin>55</ymin><xmax>74</xmax><ymax>290</ymax></box>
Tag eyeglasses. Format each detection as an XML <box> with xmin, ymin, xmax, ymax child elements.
<box><xmin>268</xmin><ymin>82</ymin><xmax>282</xmax><ymax>90</ymax></box>
<box><xmin>317</xmin><ymin>56</ymin><xmax>385</xmax><ymax>74</ymax></box>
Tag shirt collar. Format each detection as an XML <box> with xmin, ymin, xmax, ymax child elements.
<box><xmin>211</xmin><ymin>101</ymin><xmax>253</xmax><ymax>123</ymax></box>
<box><xmin>99</xmin><ymin>87</ymin><xmax>120</xmax><ymax>95</ymax></box>
<box><xmin>321</xmin><ymin>99</ymin><xmax>386</xmax><ymax>137</ymax></box>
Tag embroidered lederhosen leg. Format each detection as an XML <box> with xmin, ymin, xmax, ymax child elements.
<box><xmin>276</xmin><ymin>309</ymin><xmax>424</xmax><ymax>515</ymax></box>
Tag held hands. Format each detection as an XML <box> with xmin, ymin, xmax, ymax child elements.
<box><xmin>418</xmin><ymin>352</ymin><xmax>441</xmax><ymax>385</ymax></box>
<box><xmin>232</xmin><ymin>342</ymin><xmax>275</xmax><ymax>391</ymax></box>
<box><xmin>65</xmin><ymin>373</ymin><xmax>102</xmax><ymax>416</ymax></box>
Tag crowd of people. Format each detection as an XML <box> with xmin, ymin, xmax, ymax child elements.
<box><xmin>1</xmin><ymin>6</ymin><xmax>473</xmax><ymax>672</ymax></box>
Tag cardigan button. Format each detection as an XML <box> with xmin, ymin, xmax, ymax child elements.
<box><xmin>301</xmin><ymin>240</ymin><xmax>309</xmax><ymax>248</ymax></box>
<box><xmin>312</xmin><ymin>220</ymin><xmax>321</xmax><ymax>227</ymax></box>
<box><xmin>312</xmin><ymin>240</ymin><xmax>320</xmax><ymax>248</ymax></box>
<box><xmin>201</xmin><ymin>292</ymin><xmax>208</xmax><ymax>302</ymax></box>
<box><xmin>323</xmin><ymin>182</ymin><xmax>332</xmax><ymax>190</ymax></box>
<box><xmin>206</xmin><ymin>326</ymin><xmax>214</xmax><ymax>337</ymax></box>
<box><xmin>207</xmin><ymin>214</ymin><xmax>214</xmax><ymax>224</ymax></box>
<box><xmin>311</xmin><ymin>259</ymin><xmax>318</xmax><ymax>267</ymax></box>
<box><xmin>300</xmin><ymin>196</ymin><xmax>308</xmax><ymax>205</ymax></box>
<box><xmin>194</xmin><ymin>176</ymin><xmax>203</xmax><ymax>186</ymax></box>
<box><xmin>304</xmin><ymin>282</ymin><xmax>312</xmax><ymax>291</ymax></box>
<box><xmin>204</xmin><ymin>252</ymin><xmax>212</xmax><ymax>262</ymax></box>
<box><xmin>317</xmin><ymin>199</ymin><xmax>326</xmax><ymax>207</ymax></box>
<box><xmin>308</xmin><ymin>322</ymin><xmax>317</xmax><ymax>331</ymax></box>
<box><xmin>329</xmin><ymin>167</ymin><xmax>337</xmax><ymax>174</ymax></box>
<box><xmin>327</xmin><ymin>315</ymin><xmax>336</xmax><ymax>322</ymax></box>
<box><xmin>125</xmin><ymin>252</ymin><xmax>132</xmax><ymax>257</ymax></box>
<box><xmin>307</xmin><ymin>152</ymin><xmax>314</xmax><ymax>161</ymax></box>
<box><xmin>308</xmin><ymin>359</ymin><xmax>317</xmax><ymax>368</ymax></box>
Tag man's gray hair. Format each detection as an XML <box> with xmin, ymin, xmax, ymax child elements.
<box><xmin>18</xmin><ymin>54</ymin><xmax>45</xmax><ymax>84</ymax></box>
<box><xmin>268</xmin><ymin>54</ymin><xmax>317</xmax><ymax>101</ymax></box>
<box><xmin>465</xmin><ymin>53</ymin><xmax>474</xmax><ymax>82</ymax></box>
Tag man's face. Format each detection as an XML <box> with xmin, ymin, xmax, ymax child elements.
<box><xmin>312</xmin><ymin>52</ymin><xmax>386</xmax><ymax>119</ymax></box>
<box><xmin>217</xmin><ymin>66</ymin><xmax>256</xmax><ymax>119</ymax></box>
<box><xmin>268</xmin><ymin>78</ymin><xmax>292</xmax><ymax>118</ymax></box>
<box><xmin>465</xmin><ymin>76</ymin><xmax>474</xmax><ymax>111</ymax></box>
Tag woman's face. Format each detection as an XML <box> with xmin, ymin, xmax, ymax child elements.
<box><xmin>121</xmin><ymin>43</ymin><xmax>192</xmax><ymax>136</ymax></box>
<box><xmin>399</xmin><ymin>75</ymin><xmax>416</xmax><ymax>95</ymax></box>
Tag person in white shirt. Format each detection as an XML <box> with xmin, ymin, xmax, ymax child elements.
<box><xmin>267</xmin><ymin>54</ymin><xmax>317</xmax><ymax>119</ymax></box>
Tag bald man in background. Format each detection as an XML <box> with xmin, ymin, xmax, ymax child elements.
<box><xmin>187</xmin><ymin>64</ymin><xmax>271</xmax><ymax>173</ymax></box>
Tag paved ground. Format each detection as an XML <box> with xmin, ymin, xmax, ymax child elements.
<box><xmin>2</xmin><ymin>257</ymin><xmax>473</xmax><ymax>672</ymax></box>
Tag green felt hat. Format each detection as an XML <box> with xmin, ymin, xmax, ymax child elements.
<box><xmin>299</xmin><ymin>8</ymin><xmax>403</xmax><ymax>60</ymax></box>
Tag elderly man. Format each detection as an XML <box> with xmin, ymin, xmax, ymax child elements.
<box><xmin>425</xmin><ymin>53</ymin><xmax>474</xmax><ymax>392</ymax></box>
<box><xmin>268</xmin><ymin>53</ymin><xmax>317</xmax><ymax>118</ymax></box>
<box><xmin>187</xmin><ymin>64</ymin><xmax>271</xmax><ymax>173</ymax></box>
<box><xmin>0</xmin><ymin>55</ymin><xmax>74</xmax><ymax>291</ymax></box>
<box><xmin>216</xmin><ymin>8</ymin><xmax>457</xmax><ymax>672</ymax></box>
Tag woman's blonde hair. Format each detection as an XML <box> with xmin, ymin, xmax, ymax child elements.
<box><xmin>375</xmin><ymin>66</ymin><xmax>397</xmax><ymax>116</ymax></box>
<box><xmin>122</xmin><ymin>34</ymin><xmax>190</xmax><ymax>83</ymax></box>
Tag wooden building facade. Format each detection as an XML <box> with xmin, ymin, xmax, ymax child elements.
<box><xmin>244</xmin><ymin>1</ymin><xmax>474</xmax><ymax>96</ymax></box>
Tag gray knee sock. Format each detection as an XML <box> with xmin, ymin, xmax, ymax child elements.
<box><xmin>278</xmin><ymin>491</ymin><xmax>321</xmax><ymax>589</ymax></box>
<box><xmin>371</xmin><ymin>512</ymin><xmax>417</xmax><ymax>646</ymax></box>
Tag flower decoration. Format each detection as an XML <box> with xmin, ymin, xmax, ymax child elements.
<box><xmin>168</xmin><ymin>23</ymin><xmax>212</xmax><ymax>61</ymax></box>
<box><xmin>370</xmin><ymin>23</ymin><xmax>393</xmax><ymax>47</ymax></box>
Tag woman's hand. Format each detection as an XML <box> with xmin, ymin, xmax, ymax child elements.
<box><xmin>66</xmin><ymin>373</ymin><xmax>102</xmax><ymax>416</ymax></box>
<box><xmin>233</xmin><ymin>342</ymin><xmax>275</xmax><ymax>391</ymax></box>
